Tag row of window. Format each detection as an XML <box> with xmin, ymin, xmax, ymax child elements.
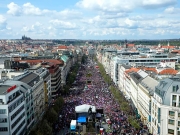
<box><xmin>0</xmin><ymin>118</ymin><xmax>7</xmax><ymax>123</ymax></box>
<box><xmin>12</xmin><ymin>120</ymin><xmax>25</xmax><ymax>135</ymax></box>
<box><xmin>11</xmin><ymin>112</ymin><xmax>25</xmax><ymax>129</ymax></box>
<box><xmin>11</xmin><ymin>105</ymin><xmax>24</xmax><ymax>121</ymax></box>
<box><xmin>168</xmin><ymin>119</ymin><xmax>180</xmax><ymax>126</ymax></box>
<box><xmin>9</xmin><ymin>97</ymin><xmax>24</xmax><ymax>113</ymax></box>
<box><xmin>0</xmin><ymin>109</ymin><xmax>6</xmax><ymax>114</ymax></box>
<box><xmin>0</xmin><ymin>127</ymin><xmax>8</xmax><ymax>132</ymax></box>
<box><xmin>169</xmin><ymin>111</ymin><xmax>180</xmax><ymax>117</ymax></box>
<box><xmin>168</xmin><ymin>129</ymin><xmax>180</xmax><ymax>135</ymax></box>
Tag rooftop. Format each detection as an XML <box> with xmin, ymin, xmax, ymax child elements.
<box><xmin>57</xmin><ymin>45</ymin><xmax>68</xmax><ymax>50</ymax></box>
<box><xmin>18</xmin><ymin>72</ymin><xmax>40</xmax><ymax>87</ymax></box>
<box><xmin>0</xmin><ymin>85</ymin><xmax>11</xmax><ymax>95</ymax></box>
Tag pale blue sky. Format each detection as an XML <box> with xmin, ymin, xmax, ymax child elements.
<box><xmin>0</xmin><ymin>0</ymin><xmax>180</xmax><ymax>39</ymax></box>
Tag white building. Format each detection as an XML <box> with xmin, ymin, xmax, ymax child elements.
<box><xmin>151</xmin><ymin>77</ymin><xmax>180</xmax><ymax>135</ymax></box>
<box><xmin>0</xmin><ymin>83</ymin><xmax>26</xmax><ymax>135</ymax></box>
<box><xmin>107</xmin><ymin>54</ymin><xmax>178</xmax><ymax>85</ymax></box>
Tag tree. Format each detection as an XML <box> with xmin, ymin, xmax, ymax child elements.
<box><xmin>54</xmin><ymin>97</ymin><xmax>64</xmax><ymax>112</ymax></box>
<box><xmin>44</xmin><ymin>108</ymin><xmax>58</xmax><ymax>125</ymax></box>
<box><xmin>39</xmin><ymin>119</ymin><xmax>52</xmax><ymax>135</ymax></box>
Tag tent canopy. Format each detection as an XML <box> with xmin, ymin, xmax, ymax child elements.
<box><xmin>75</xmin><ymin>104</ymin><xmax>96</xmax><ymax>113</ymax></box>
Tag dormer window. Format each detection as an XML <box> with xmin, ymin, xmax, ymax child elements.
<box><xmin>172</xmin><ymin>85</ymin><xmax>179</xmax><ymax>92</ymax></box>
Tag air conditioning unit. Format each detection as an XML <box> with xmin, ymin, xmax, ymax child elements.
<box><xmin>177</xmin><ymin>127</ymin><xmax>180</xmax><ymax>131</ymax></box>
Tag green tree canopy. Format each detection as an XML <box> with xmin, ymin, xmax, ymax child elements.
<box><xmin>44</xmin><ymin>108</ymin><xmax>58</xmax><ymax>125</ymax></box>
<box><xmin>39</xmin><ymin>119</ymin><xmax>52</xmax><ymax>135</ymax></box>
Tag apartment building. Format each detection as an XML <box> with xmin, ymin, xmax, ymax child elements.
<box><xmin>28</xmin><ymin>64</ymin><xmax>51</xmax><ymax>107</ymax></box>
<box><xmin>0</xmin><ymin>83</ymin><xmax>25</xmax><ymax>135</ymax></box>
<box><xmin>151</xmin><ymin>77</ymin><xmax>180</xmax><ymax>135</ymax></box>
<box><xmin>15</xmin><ymin>72</ymin><xmax>44</xmax><ymax>125</ymax></box>
<box><xmin>117</xmin><ymin>64</ymin><xmax>130</xmax><ymax>91</ymax></box>
<box><xmin>60</xmin><ymin>55</ymin><xmax>71</xmax><ymax>86</ymax></box>
<box><xmin>11</xmin><ymin>59</ymin><xmax>63</xmax><ymax>98</ymax></box>
<box><xmin>109</xmin><ymin>55</ymin><xmax>177</xmax><ymax>85</ymax></box>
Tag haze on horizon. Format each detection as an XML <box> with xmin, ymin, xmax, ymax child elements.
<box><xmin>0</xmin><ymin>0</ymin><xmax>180</xmax><ymax>40</ymax></box>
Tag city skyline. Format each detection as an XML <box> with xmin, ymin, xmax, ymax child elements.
<box><xmin>0</xmin><ymin>0</ymin><xmax>180</xmax><ymax>39</ymax></box>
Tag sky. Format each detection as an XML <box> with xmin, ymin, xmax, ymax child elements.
<box><xmin>0</xmin><ymin>0</ymin><xmax>180</xmax><ymax>39</ymax></box>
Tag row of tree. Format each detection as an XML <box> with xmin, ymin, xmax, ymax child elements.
<box><xmin>94</xmin><ymin>57</ymin><xmax>141</xmax><ymax>129</ymax></box>
<box><xmin>29</xmin><ymin>97</ymin><xmax>64</xmax><ymax>135</ymax></box>
<box><xmin>63</xmin><ymin>62</ymin><xmax>80</xmax><ymax>94</ymax></box>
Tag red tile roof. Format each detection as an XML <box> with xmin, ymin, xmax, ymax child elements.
<box><xmin>125</xmin><ymin>67</ymin><xmax>140</xmax><ymax>74</ymax></box>
<box><xmin>126</xmin><ymin>44</ymin><xmax>135</xmax><ymax>47</ymax></box>
<box><xmin>141</xmin><ymin>67</ymin><xmax>157</xmax><ymax>73</ymax></box>
<box><xmin>171</xmin><ymin>50</ymin><xmax>180</xmax><ymax>53</ymax></box>
<box><xmin>57</xmin><ymin>45</ymin><xmax>68</xmax><ymax>49</ymax></box>
<box><xmin>161</xmin><ymin>46</ymin><xmax>175</xmax><ymax>49</ymax></box>
<box><xmin>159</xmin><ymin>68</ymin><xmax>178</xmax><ymax>75</ymax></box>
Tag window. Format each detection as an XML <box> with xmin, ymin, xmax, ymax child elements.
<box><xmin>168</xmin><ymin>129</ymin><xmax>174</xmax><ymax>134</ymax></box>
<box><xmin>11</xmin><ymin>113</ymin><xmax>25</xmax><ymax>129</ymax></box>
<box><xmin>158</xmin><ymin>108</ymin><xmax>161</xmax><ymax>123</ymax></box>
<box><xmin>0</xmin><ymin>118</ymin><xmax>7</xmax><ymax>123</ymax></box>
<box><xmin>12</xmin><ymin>120</ymin><xmax>25</xmax><ymax>135</ymax></box>
<box><xmin>172</xmin><ymin>102</ymin><xmax>176</xmax><ymax>107</ymax></box>
<box><xmin>173</xmin><ymin>95</ymin><xmax>177</xmax><ymax>100</ymax></box>
<box><xmin>168</xmin><ymin>119</ymin><xmax>174</xmax><ymax>125</ymax></box>
<box><xmin>169</xmin><ymin>111</ymin><xmax>175</xmax><ymax>116</ymax></box>
<box><xmin>0</xmin><ymin>127</ymin><xmax>8</xmax><ymax>132</ymax></box>
<box><xmin>178</xmin><ymin>113</ymin><xmax>180</xmax><ymax>117</ymax></box>
<box><xmin>11</xmin><ymin>105</ymin><xmax>24</xmax><ymax>121</ymax></box>
<box><xmin>0</xmin><ymin>109</ymin><xmax>6</xmax><ymax>114</ymax></box>
<box><xmin>173</xmin><ymin>86</ymin><xmax>177</xmax><ymax>92</ymax></box>
<box><xmin>178</xmin><ymin>121</ymin><xmax>180</xmax><ymax>126</ymax></box>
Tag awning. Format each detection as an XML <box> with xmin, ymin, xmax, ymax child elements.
<box><xmin>77</xmin><ymin>117</ymin><xmax>86</xmax><ymax>123</ymax></box>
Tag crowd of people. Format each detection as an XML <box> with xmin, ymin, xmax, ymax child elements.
<box><xmin>56</xmin><ymin>58</ymin><xmax>151</xmax><ymax>135</ymax></box>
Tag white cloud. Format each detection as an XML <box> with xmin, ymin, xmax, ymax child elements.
<box><xmin>76</xmin><ymin>0</ymin><xmax>177</xmax><ymax>13</ymax></box>
<box><xmin>142</xmin><ymin>0</ymin><xmax>177</xmax><ymax>8</ymax></box>
<box><xmin>76</xmin><ymin>0</ymin><xmax>136</xmax><ymax>12</ymax></box>
<box><xmin>125</xmin><ymin>18</ymin><xmax>139</xmax><ymax>29</ymax></box>
<box><xmin>21</xmin><ymin>22</ymin><xmax>44</xmax><ymax>33</ymax></box>
<box><xmin>164</xmin><ymin>7</ymin><xmax>180</xmax><ymax>14</ymax></box>
<box><xmin>58</xmin><ymin>9</ymin><xmax>82</xmax><ymax>19</ymax></box>
<box><xmin>7</xmin><ymin>2</ymin><xmax>82</xmax><ymax>18</ymax></box>
<box><xmin>0</xmin><ymin>15</ymin><xmax>7</xmax><ymax>30</ymax></box>
<box><xmin>49</xmin><ymin>19</ymin><xmax>77</xmax><ymax>29</ymax></box>
<box><xmin>23</xmin><ymin>3</ymin><xmax>42</xmax><ymax>15</ymax></box>
<box><xmin>7</xmin><ymin>2</ymin><xmax>21</xmax><ymax>16</ymax></box>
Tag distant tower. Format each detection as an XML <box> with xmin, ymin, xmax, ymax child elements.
<box><xmin>158</xmin><ymin>43</ymin><xmax>161</xmax><ymax>48</ymax></box>
<box><xmin>168</xmin><ymin>41</ymin><xmax>170</xmax><ymax>46</ymax></box>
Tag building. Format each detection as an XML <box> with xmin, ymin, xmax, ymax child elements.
<box><xmin>10</xmin><ymin>59</ymin><xmax>63</xmax><ymax>98</ymax></box>
<box><xmin>151</xmin><ymin>77</ymin><xmax>180</xmax><ymax>135</ymax></box>
<box><xmin>16</xmin><ymin>72</ymin><xmax>44</xmax><ymax>125</ymax></box>
<box><xmin>28</xmin><ymin>64</ymin><xmax>51</xmax><ymax>107</ymax></box>
<box><xmin>0</xmin><ymin>82</ymin><xmax>26</xmax><ymax>135</ymax></box>
<box><xmin>107</xmin><ymin>54</ymin><xmax>178</xmax><ymax>85</ymax></box>
<box><xmin>60</xmin><ymin>55</ymin><xmax>71</xmax><ymax>86</ymax></box>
